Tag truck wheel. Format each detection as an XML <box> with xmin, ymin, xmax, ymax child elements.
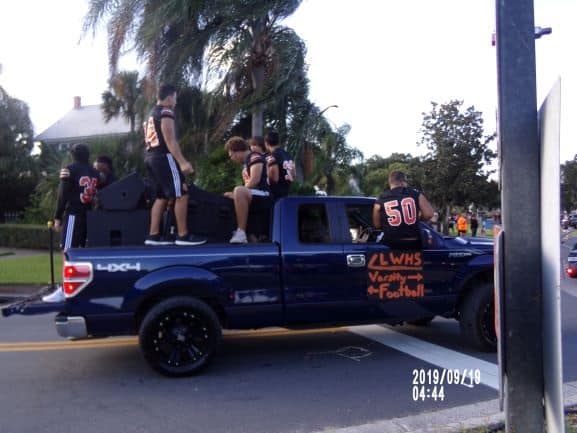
<box><xmin>407</xmin><ymin>316</ymin><xmax>434</xmax><ymax>326</ymax></box>
<box><xmin>139</xmin><ymin>297</ymin><xmax>222</xmax><ymax>377</ymax></box>
<box><xmin>459</xmin><ymin>282</ymin><xmax>497</xmax><ymax>352</ymax></box>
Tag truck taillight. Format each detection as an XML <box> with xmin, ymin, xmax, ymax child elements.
<box><xmin>62</xmin><ymin>262</ymin><xmax>93</xmax><ymax>297</ymax></box>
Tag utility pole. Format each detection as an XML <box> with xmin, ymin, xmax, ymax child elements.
<box><xmin>495</xmin><ymin>1</ymin><xmax>544</xmax><ymax>432</ymax></box>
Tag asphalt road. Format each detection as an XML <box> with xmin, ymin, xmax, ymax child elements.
<box><xmin>0</xmin><ymin>243</ymin><xmax>576</xmax><ymax>433</ymax></box>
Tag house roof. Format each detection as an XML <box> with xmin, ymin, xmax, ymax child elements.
<box><xmin>35</xmin><ymin>104</ymin><xmax>131</xmax><ymax>143</ymax></box>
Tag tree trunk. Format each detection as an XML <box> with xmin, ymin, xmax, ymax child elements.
<box><xmin>203</xmin><ymin>131</ymin><xmax>209</xmax><ymax>155</ymax></box>
<box><xmin>251</xmin><ymin>64</ymin><xmax>265</xmax><ymax>137</ymax></box>
<box><xmin>326</xmin><ymin>174</ymin><xmax>335</xmax><ymax>195</ymax></box>
<box><xmin>129</xmin><ymin>115</ymin><xmax>135</xmax><ymax>135</ymax></box>
<box><xmin>302</xmin><ymin>144</ymin><xmax>314</xmax><ymax>181</ymax></box>
<box><xmin>251</xmin><ymin>105</ymin><xmax>264</xmax><ymax>137</ymax></box>
<box><xmin>249</xmin><ymin>17</ymin><xmax>267</xmax><ymax>138</ymax></box>
<box><xmin>442</xmin><ymin>204</ymin><xmax>452</xmax><ymax>235</ymax></box>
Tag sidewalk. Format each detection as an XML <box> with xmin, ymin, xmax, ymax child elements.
<box><xmin>0</xmin><ymin>247</ymin><xmax>47</xmax><ymax>259</ymax></box>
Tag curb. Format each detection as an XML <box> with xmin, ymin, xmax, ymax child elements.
<box><xmin>312</xmin><ymin>381</ymin><xmax>577</xmax><ymax>433</ymax></box>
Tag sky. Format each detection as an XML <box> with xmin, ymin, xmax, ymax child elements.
<box><xmin>0</xmin><ymin>0</ymin><xmax>576</xmax><ymax>164</ymax></box>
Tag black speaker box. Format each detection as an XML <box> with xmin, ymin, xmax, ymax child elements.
<box><xmin>86</xmin><ymin>210</ymin><xmax>149</xmax><ymax>247</ymax></box>
<box><xmin>186</xmin><ymin>184</ymin><xmax>236</xmax><ymax>242</ymax></box>
<box><xmin>96</xmin><ymin>173</ymin><xmax>145</xmax><ymax>211</ymax></box>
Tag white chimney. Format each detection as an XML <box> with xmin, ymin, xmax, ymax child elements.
<box><xmin>73</xmin><ymin>96</ymin><xmax>81</xmax><ymax>109</ymax></box>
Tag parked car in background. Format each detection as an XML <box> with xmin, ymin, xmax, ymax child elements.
<box><xmin>569</xmin><ymin>214</ymin><xmax>577</xmax><ymax>229</ymax></box>
<box><xmin>566</xmin><ymin>245</ymin><xmax>577</xmax><ymax>278</ymax></box>
<box><xmin>482</xmin><ymin>218</ymin><xmax>495</xmax><ymax>232</ymax></box>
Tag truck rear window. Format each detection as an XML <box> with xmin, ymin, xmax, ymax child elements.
<box><xmin>298</xmin><ymin>204</ymin><xmax>330</xmax><ymax>243</ymax></box>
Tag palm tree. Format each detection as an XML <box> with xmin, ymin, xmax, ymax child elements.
<box><xmin>314</xmin><ymin>124</ymin><xmax>363</xmax><ymax>195</ymax></box>
<box><xmin>84</xmin><ymin>0</ymin><xmax>303</xmax><ymax>138</ymax></box>
<box><xmin>100</xmin><ymin>71</ymin><xmax>152</xmax><ymax>135</ymax></box>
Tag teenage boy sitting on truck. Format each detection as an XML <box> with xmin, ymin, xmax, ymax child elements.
<box><xmin>264</xmin><ymin>131</ymin><xmax>295</xmax><ymax>201</ymax></box>
<box><xmin>225</xmin><ymin>136</ymin><xmax>270</xmax><ymax>244</ymax></box>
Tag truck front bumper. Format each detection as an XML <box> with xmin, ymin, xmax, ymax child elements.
<box><xmin>55</xmin><ymin>316</ymin><xmax>88</xmax><ymax>339</ymax></box>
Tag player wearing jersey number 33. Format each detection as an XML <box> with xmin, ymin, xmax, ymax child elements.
<box><xmin>372</xmin><ymin>170</ymin><xmax>434</xmax><ymax>250</ymax></box>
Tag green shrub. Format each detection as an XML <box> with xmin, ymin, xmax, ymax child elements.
<box><xmin>290</xmin><ymin>182</ymin><xmax>315</xmax><ymax>195</ymax></box>
<box><xmin>0</xmin><ymin>224</ymin><xmax>59</xmax><ymax>249</ymax></box>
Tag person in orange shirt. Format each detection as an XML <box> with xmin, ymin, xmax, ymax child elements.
<box><xmin>457</xmin><ymin>213</ymin><xmax>468</xmax><ymax>237</ymax></box>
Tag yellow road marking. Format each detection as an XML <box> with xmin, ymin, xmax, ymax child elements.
<box><xmin>0</xmin><ymin>327</ymin><xmax>346</xmax><ymax>352</ymax></box>
<box><xmin>0</xmin><ymin>337</ymin><xmax>137</xmax><ymax>352</ymax></box>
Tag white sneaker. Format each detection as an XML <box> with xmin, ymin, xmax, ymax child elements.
<box><xmin>230</xmin><ymin>229</ymin><xmax>248</xmax><ymax>244</ymax></box>
<box><xmin>42</xmin><ymin>286</ymin><xmax>66</xmax><ymax>303</ymax></box>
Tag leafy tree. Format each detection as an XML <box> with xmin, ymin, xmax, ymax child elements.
<box><xmin>562</xmin><ymin>157</ymin><xmax>577</xmax><ymax>212</ymax></box>
<box><xmin>357</xmin><ymin>153</ymin><xmax>424</xmax><ymax>197</ymax></box>
<box><xmin>22</xmin><ymin>143</ymin><xmax>66</xmax><ymax>224</ymax></box>
<box><xmin>419</xmin><ymin>100</ymin><xmax>496</xmax><ymax>233</ymax></box>
<box><xmin>195</xmin><ymin>147</ymin><xmax>239</xmax><ymax>193</ymax></box>
<box><xmin>101</xmin><ymin>71</ymin><xmax>152</xmax><ymax>134</ymax></box>
<box><xmin>312</xmin><ymin>124</ymin><xmax>363</xmax><ymax>195</ymax></box>
<box><xmin>84</xmin><ymin>0</ymin><xmax>304</xmax><ymax>138</ymax></box>
<box><xmin>0</xmin><ymin>86</ymin><xmax>36</xmax><ymax>221</ymax></box>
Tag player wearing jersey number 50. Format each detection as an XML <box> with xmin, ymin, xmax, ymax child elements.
<box><xmin>372</xmin><ymin>170</ymin><xmax>434</xmax><ymax>250</ymax></box>
<box><xmin>143</xmin><ymin>84</ymin><xmax>206</xmax><ymax>246</ymax></box>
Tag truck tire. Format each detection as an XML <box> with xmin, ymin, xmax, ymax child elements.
<box><xmin>459</xmin><ymin>282</ymin><xmax>497</xmax><ymax>352</ymax></box>
<box><xmin>139</xmin><ymin>297</ymin><xmax>222</xmax><ymax>377</ymax></box>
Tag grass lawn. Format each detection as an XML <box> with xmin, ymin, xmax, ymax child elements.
<box><xmin>0</xmin><ymin>254</ymin><xmax>63</xmax><ymax>285</ymax></box>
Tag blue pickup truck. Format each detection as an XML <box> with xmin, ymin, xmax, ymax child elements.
<box><xmin>3</xmin><ymin>196</ymin><xmax>496</xmax><ymax>377</ymax></box>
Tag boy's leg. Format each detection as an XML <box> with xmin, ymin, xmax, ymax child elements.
<box><xmin>174</xmin><ymin>193</ymin><xmax>189</xmax><ymax>237</ymax></box>
<box><xmin>232</xmin><ymin>186</ymin><xmax>252</xmax><ymax>232</ymax></box>
<box><xmin>149</xmin><ymin>198</ymin><xmax>168</xmax><ymax>235</ymax></box>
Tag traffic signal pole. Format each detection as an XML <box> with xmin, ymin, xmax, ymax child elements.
<box><xmin>495</xmin><ymin>1</ymin><xmax>545</xmax><ymax>432</ymax></box>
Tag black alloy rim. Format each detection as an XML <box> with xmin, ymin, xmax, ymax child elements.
<box><xmin>150</xmin><ymin>309</ymin><xmax>210</xmax><ymax>369</ymax></box>
<box><xmin>481</xmin><ymin>301</ymin><xmax>497</xmax><ymax>346</ymax></box>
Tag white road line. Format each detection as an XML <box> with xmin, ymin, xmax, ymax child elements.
<box><xmin>348</xmin><ymin>324</ymin><xmax>499</xmax><ymax>390</ymax></box>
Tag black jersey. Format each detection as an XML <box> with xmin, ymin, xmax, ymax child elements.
<box><xmin>243</xmin><ymin>151</ymin><xmax>268</xmax><ymax>191</ymax></box>
<box><xmin>376</xmin><ymin>186</ymin><xmax>422</xmax><ymax>242</ymax></box>
<box><xmin>144</xmin><ymin>105</ymin><xmax>175</xmax><ymax>155</ymax></box>
<box><xmin>98</xmin><ymin>171</ymin><xmax>117</xmax><ymax>190</ymax></box>
<box><xmin>54</xmin><ymin>161</ymin><xmax>99</xmax><ymax>220</ymax></box>
<box><xmin>267</xmin><ymin>147</ymin><xmax>295</xmax><ymax>199</ymax></box>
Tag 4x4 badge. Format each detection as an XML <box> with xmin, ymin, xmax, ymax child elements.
<box><xmin>96</xmin><ymin>263</ymin><xmax>141</xmax><ymax>272</ymax></box>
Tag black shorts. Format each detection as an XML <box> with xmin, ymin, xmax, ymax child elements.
<box><xmin>145</xmin><ymin>152</ymin><xmax>186</xmax><ymax>199</ymax></box>
<box><xmin>61</xmin><ymin>212</ymin><xmax>87</xmax><ymax>250</ymax></box>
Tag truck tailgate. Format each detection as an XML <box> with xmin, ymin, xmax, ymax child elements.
<box><xmin>1</xmin><ymin>286</ymin><xmax>65</xmax><ymax>317</ymax></box>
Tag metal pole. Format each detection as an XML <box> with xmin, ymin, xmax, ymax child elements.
<box><xmin>48</xmin><ymin>221</ymin><xmax>55</xmax><ymax>290</ymax></box>
<box><xmin>495</xmin><ymin>1</ymin><xmax>544</xmax><ymax>432</ymax></box>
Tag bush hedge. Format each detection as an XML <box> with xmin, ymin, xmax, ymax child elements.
<box><xmin>0</xmin><ymin>224</ymin><xmax>59</xmax><ymax>249</ymax></box>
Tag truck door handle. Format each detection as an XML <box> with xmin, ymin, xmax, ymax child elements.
<box><xmin>347</xmin><ymin>254</ymin><xmax>366</xmax><ymax>267</ymax></box>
